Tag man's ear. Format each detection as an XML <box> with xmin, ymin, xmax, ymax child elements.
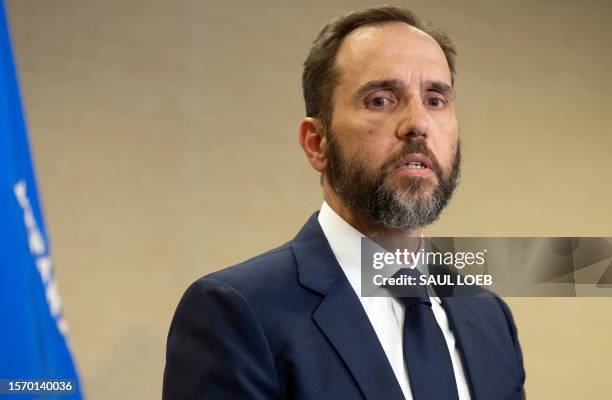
<box><xmin>298</xmin><ymin>117</ymin><xmax>328</xmax><ymax>173</ymax></box>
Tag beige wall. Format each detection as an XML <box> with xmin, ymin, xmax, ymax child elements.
<box><xmin>6</xmin><ymin>0</ymin><xmax>611</xmax><ymax>398</ymax></box>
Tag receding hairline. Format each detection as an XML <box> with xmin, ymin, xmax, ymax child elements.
<box><xmin>334</xmin><ymin>21</ymin><xmax>452</xmax><ymax>81</ymax></box>
<box><xmin>341</xmin><ymin>20</ymin><xmax>438</xmax><ymax>43</ymax></box>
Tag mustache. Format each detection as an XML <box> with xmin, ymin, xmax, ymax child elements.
<box><xmin>381</xmin><ymin>140</ymin><xmax>444</xmax><ymax>179</ymax></box>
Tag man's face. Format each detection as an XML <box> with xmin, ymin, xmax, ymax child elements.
<box><xmin>324</xmin><ymin>22</ymin><xmax>460</xmax><ymax>230</ymax></box>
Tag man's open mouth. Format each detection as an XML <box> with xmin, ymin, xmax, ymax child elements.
<box><xmin>405</xmin><ymin>161</ymin><xmax>426</xmax><ymax>169</ymax></box>
<box><xmin>393</xmin><ymin>153</ymin><xmax>434</xmax><ymax>172</ymax></box>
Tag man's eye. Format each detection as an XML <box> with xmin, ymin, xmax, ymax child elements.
<box><xmin>426</xmin><ymin>97</ymin><xmax>446</xmax><ymax>108</ymax></box>
<box><xmin>367</xmin><ymin>96</ymin><xmax>393</xmax><ymax>108</ymax></box>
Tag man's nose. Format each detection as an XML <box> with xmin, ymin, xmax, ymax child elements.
<box><xmin>397</xmin><ymin>98</ymin><xmax>429</xmax><ymax>141</ymax></box>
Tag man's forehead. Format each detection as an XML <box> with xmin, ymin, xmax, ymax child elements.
<box><xmin>335</xmin><ymin>22</ymin><xmax>451</xmax><ymax>85</ymax></box>
<box><xmin>346</xmin><ymin>22</ymin><xmax>433</xmax><ymax>45</ymax></box>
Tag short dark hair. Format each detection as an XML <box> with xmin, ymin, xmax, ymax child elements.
<box><xmin>302</xmin><ymin>6</ymin><xmax>457</xmax><ymax>129</ymax></box>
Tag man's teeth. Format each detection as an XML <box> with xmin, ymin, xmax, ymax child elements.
<box><xmin>406</xmin><ymin>162</ymin><xmax>424</xmax><ymax>169</ymax></box>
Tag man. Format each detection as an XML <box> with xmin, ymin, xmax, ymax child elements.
<box><xmin>163</xmin><ymin>6</ymin><xmax>526</xmax><ymax>400</ymax></box>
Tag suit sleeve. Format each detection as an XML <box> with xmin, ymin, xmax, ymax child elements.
<box><xmin>163</xmin><ymin>277</ymin><xmax>280</xmax><ymax>399</ymax></box>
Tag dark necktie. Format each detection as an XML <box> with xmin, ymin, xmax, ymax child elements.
<box><xmin>396</xmin><ymin>269</ymin><xmax>460</xmax><ymax>400</ymax></box>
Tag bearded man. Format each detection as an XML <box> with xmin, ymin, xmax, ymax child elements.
<box><xmin>163</xmin><ymin>6</ymin><xmax>526</xmax><ymax>400</ymax></box>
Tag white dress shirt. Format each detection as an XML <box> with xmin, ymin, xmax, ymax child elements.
<box><xmin>318</xmin><ymin>201</ymin><xmax>472</xmax><ymax>400</ymax></box>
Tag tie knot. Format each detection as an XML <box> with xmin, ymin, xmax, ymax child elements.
<box><xmin>399</xmin><ymin>294</ymin><xmax>431</xmax><ymax>308</ymax></box>
<box><xmin>384</xmin><ymin>268</ymin><xmax>431</xmax><ymax>307</ymax></box>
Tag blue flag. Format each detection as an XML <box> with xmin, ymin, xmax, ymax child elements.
<box><xmin>0</xmin><ymin>1</ymin><xmax>82</xmax><ymax>398</ymax></box>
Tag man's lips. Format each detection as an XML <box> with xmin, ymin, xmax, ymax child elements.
<box><xmin>390</xmin><ymin>153</ymin><xmax>435</xmax><ymax>175</ymax></box>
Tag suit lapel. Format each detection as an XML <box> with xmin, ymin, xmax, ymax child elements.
<box><xmin>291</xmin><ymin>214</ymin><xmax>406</xmax><ymax>400</ymax></box>
<box><xmin>313</xmin><ymin>277</ymin><xmax>406</xmax><ymax>400</ymax></box>
<box><xmin>442</xmin><ymin>296</ymin><xmax>510</xmax><ymax>400</ymax></box>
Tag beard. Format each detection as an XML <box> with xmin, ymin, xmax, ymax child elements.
<box><xmin>325</xmin><ymin>134</ymin><xmax>461</xmax><ymax>231</ymax></box>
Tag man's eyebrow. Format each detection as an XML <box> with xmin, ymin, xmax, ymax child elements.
<box><xmin>353</xmin><ymin>79</ymin><xmax>455</xmax><ymax>100</ymax></box>
<box><xmin>426</xmin><ymin>81</ymin><xmax>455</xmax><ymax>98</ymax></box>
<box><xmin>353</xmin><ymin>79</ymin><xmax>404</xmax><ymax>100</ymax></box>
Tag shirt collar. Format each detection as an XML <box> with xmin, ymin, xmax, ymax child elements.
<box><xmin>317</xmin><ymin>201</ymin><xmax>441</xmax><ymax>303</ymax></box>
<box><xmin>318</xmin><ymin>201</ymin><xmax>364</xmax><ymax>294</ymax></box>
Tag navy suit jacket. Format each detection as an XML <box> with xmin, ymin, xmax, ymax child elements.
<box><xmin>163</xmin><ymin>213</ymin><xmax>526</xmax><ymax>399</ymax></box>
